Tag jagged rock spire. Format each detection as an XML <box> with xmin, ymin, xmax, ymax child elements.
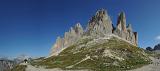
<box><xmin>86</xmin><ymin>9</ymin><xmax>113</xmax><ymax>36</ymax></box>
<box><xmin>50</xmin><ymin>36</ymin><xmax>64</xmax><ymax>56</ymax></box>
<box><xmin>50</xmin><ymin>23</ymin><xmax>84</xmax><ymax>56</ymax></box>
<box><xmin>113</xmin><ymin>11</ymin><xmax>138</xmax><ymax>46</ymax></box>
<box><xmin>74</xmin><ymin>23</ymin><xmax>83</xmax><ymax>35</ymax></box>
<box><xmin>117</xmin><ymin>12</ymin><xmax>127</xmax><ymax>33</ymax></box>
<box><xmin>127</xmin><ymin>24</ymin><xmax>132</xmax><ymax>32</ymax></box>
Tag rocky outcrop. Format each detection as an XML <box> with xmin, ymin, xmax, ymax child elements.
<box><xmin>0</xmin><ymin>59</ymin><xmax>15</xmax><ymax>71</ymax></box>
<box><xmin>50</xmin><ymin>23</ymin><xmax>84</xmax><ymax>56</ymax></box>
<box><xmin>113</xmin><ymin>12</ymin><xmax>138</xmax><ymax>46</ymax></box>
<box><xmin>50</xmin><ymin>9</ymin><xmax>138</xmax><ymax>56</ymax></box>
<box><xmin>113</xmin><ymin>12</ymin><xmax>127</xmax><ymax>39</ymax></box>
<box><xmin>86</xmin><ymin>9</ymin><xmax>112</xmax><ymax>37</ymax></box>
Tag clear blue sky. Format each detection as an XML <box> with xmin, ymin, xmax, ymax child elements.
<box><xmin>0</xmin><ymin>0</ymin><xmax>160</xmax><ymax>57</ymax></box>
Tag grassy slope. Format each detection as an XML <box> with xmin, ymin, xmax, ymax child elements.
<box><xmin>11</xmin><ymin>65</ymin><xmax>27</xmax><ymax>71</ymax></box>
<box><xmin>31</xmin><ymin>37</ymin><xmax>151</xmax><ymax>71</ymax></box>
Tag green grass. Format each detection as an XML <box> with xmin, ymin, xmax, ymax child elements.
<box><xmin>11</xmin><ymin>65</ymin><xmax>27</xmax><ymax>71</ymax></box>
<box><xmin>31</xmin><ymin>37</ymin><xmax>151</xmax><ymax>71</ymax></box>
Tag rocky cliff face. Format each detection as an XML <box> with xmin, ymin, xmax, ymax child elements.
<box><xmin>113</xmin><ymin>12</ymin><xmax>138</xmax><ymax>46</ymax></box>
<box><xmin>0</xmin><ymin>59</ymin><xmax>15</xmax><ymax>71</ymax></box>
<box><xmin>86</xmin><ymin>9</ymin><xmax>113</xmax><ymax>37</ymax></box>
<box><xmin>50</xmin><ymin>9</ymin><xmax>138</xmax><ymax>56</ymax></box>
<box><xmin>50</xmin><ymin>23</ymin><xmax>84</xmax><ymax>56</ymax></box>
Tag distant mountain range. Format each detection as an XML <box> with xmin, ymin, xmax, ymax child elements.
<box><xmin>0</xmin><ymin>55</ymin><xmax>30</xmax><ymax>71</ymax></box>
<box><xmin>154</xmin><ymin>43</ymin><xmax>160</xmax><ymax>50</ymax></box>
<box><xmin>146</xmin><ymin>43</ymin><xmax>160</xmax><ymax>51</ymax></box>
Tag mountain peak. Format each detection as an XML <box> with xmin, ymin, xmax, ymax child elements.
<box><xmin>119</xmin><ymin>11</ymin><xmax>126</xmax><ymax>18</ymax></box>
<box><xmin>117</xmin><ymin>11</ymin><xmax>127</xmax><ymax>32</ymax></box>
<box><xmin>86</xmin><ymin>9</ymin><xmax>112</xmax><ymax>36</ymax></box>
<box><xmin>50</xmin><ymin>9</ymin><xmax>138</xmax><ymax>56</ymax></box>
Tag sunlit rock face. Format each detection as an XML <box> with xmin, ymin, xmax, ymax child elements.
<box><xmin>86</xmin><ymin>9</ymin><xmax>113</xmax><ymax>37</ymax></box>
<box><xmin>50</xmin><ymin>9</ymin><xmax>138</xmax><ymax>56</ymax></box>
<box><xmin>50</xmin><ymin>23</ymin><xmax>84</xmax><ymax>56</ymax></box>
<box><xmin>113</xmin><ymin>12</ymin><xmax>138</xmax><ymax>46</ymax></box>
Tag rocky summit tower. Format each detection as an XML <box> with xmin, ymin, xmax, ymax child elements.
<box><xmin>113</xmin><ymin>12</ymin><xmax>138</xmax><ymax>46</ymax></box>
<box><xmin>50</xmin><ymin>9</ymin><xmax>138</xmax><ymax>56</ymax></box>
<box><xmin>86</xmin><ymin>9</ymin><xmax>113</xmax><ymax>37</ymax></box>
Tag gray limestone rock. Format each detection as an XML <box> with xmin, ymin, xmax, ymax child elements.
<box><xmin>113</xmin><ymin>12</ymin><xmax>138</xmax><ymax>46</ymax></box>
<box><xmin>50</xmin><ymin>23</ymin><xmax>84</xmax><ymax>56</ymax></box>
<box><xmin>50</xmin><ymin>9</ymin><xmax>138</xmax><ymax>56</ymax></box>
<box><xmin>86</xmin><ymin>9</ymin><xmax>113</xmax><ymax>37</ymax></box>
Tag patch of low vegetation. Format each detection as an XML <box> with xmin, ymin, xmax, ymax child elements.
<box><xmin>144</xmin><ymin>49</ymin><xmax>154</xmax><ymax>56</ymax></box>
<box><xmin>11</xmin><ymin>65</ymin><xmax>27</xmax><ymax>71</ymax></box>
<box><xmin>31</xmin><ymin>37</ymin><xmax>151</xmax><ymax>71</ymax></box>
